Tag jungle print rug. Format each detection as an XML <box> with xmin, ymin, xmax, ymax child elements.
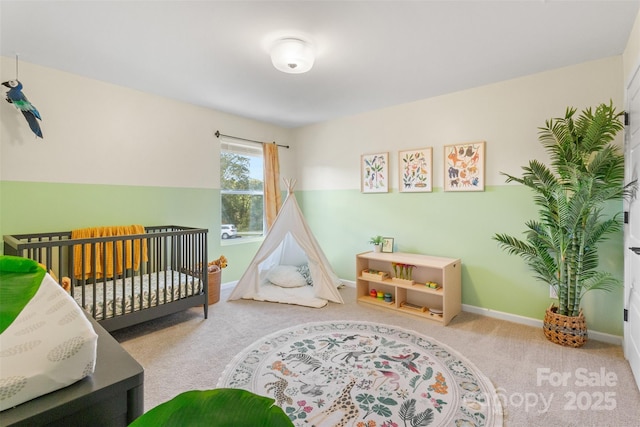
<box><xmin>217</xmin><ymin>321</ymin><xmax>502</xmax><ymax>427</ymax></box>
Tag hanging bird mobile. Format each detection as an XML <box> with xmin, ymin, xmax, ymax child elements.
<box><xmin>2</xmin><ymin>79</ymin><xmax>43</xmax><ymax>138</ymax></box>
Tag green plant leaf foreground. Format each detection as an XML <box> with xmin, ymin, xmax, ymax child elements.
<box><xmin>129</xmin><ymin>389</ymin><xmax>294</xmax><ymax>427</ymax></box>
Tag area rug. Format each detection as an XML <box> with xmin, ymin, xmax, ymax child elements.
<box><xmin>217</xmin><ymin>320</ymin><xmax>502</xmax><ymax>427</ymax></box>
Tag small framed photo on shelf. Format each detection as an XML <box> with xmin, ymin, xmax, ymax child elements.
<box><xmin>399</xmin><ymin>147</ymin><xmax>432</xmax><ymax>192</ymax></box>
<box><xmin>382</xmin><ymin>237</ymin><xmax>394</xmax><ymax>253</ymax></box>
<box><xmin>361</xmin><ymin>152</ymin><xmax>389</xmax><ymax>193</ymax></box>
<box><xmin>444</xmin><ymin>141</ymin><xmax>485</xmax><ymax>192</ymax></box>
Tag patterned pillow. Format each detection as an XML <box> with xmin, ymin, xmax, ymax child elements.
<box><xmin>297</xmin><ymin>263</ymin><xmax>313</xmax><ymax>286</ymax></box>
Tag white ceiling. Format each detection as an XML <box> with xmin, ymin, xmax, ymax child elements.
<box><xmin>1</xmin><ymin>1</ymin><xmax>639</xmax><ymax>128</ymax></box>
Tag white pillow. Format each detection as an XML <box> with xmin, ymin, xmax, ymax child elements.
<box><xmin>266</xmin><ymin>265</ymin><xmax>307</xmax><ymax>288</ymax></box>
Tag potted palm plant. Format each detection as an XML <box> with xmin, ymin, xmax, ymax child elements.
<box><xmin>493</xmin><ymin>102</ymin><xmax>636</xmax><ymax>347</ymax></box>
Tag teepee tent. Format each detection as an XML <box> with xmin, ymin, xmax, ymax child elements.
<box><xmin>228</xmin><ymin>179</ymin><xmax>344</xmax><ymax>307</ymax></box>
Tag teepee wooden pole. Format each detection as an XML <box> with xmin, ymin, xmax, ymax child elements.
<box><xmin>283</xmin><ymin>178</ymin><xmax>296</xmax><ymax>195</ymax></box>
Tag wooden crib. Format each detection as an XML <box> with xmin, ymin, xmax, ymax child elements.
<box><xmin>3</xmin><ymin>225</ymin><xmax>209</xmax><ymax>332</ymax></box>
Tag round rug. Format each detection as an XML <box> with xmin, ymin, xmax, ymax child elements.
<box><xmin>217</xmin><ymin>321</ymin><xmax>502</xmax><ymax>427</ymax></box>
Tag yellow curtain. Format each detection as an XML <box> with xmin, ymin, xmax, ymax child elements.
<box><xmin>263</xmin><ymin>142</ymin><xmax>282</xmax><ymax>230</ymax></box>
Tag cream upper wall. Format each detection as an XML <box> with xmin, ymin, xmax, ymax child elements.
<box><xmin>291</xmin><ymin>57</ymin><xmax>623</xmax><ymax>191</ymax></box>
<box><xmin>0</xmin><ymin>58</ymin><xmax>295</xmax><ymax>188</ymax></box>
<box><xmin>623</xmin><ymin>9</ymin><xmax>640</xmax><ymax>83</ymax></box>
<box><xmin>3</xmin><ymin>23</ymin><xmax>633</xmax><ymax>193</ymax></box>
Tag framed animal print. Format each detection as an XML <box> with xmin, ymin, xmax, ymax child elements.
<box><xmin>361</xmin><ymin>152</ymin><xmax>389</xmax><ymax>193</ymax></box>
<box><xmin>444</xmin><ymin>141</ymin><xmax>485</xmax><ymax>192</ymax></box>
<box><xmin>399</xmin><ymin>147</ymin><xmax>432</xmax><ymax>192</ymax></box>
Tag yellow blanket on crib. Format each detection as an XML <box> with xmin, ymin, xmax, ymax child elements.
<box><xmin>72</xmin><ymin>224</ymin><xmax>148</xmax><ymax>279</ymax></box>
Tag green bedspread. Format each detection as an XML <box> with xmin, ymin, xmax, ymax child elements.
<box><xmin>0</xmin><ymin>255</ymin><xmax>45</xmax><ymax>334</ymax></box>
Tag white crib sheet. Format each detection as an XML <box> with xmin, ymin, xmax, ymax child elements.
<box><xmin>72</xmin><ymin>270</ymin><xmax>203</xmax><ymax>319</ymax></box>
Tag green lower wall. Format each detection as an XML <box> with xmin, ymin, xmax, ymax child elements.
<box><xmin>1</xmin><ymin>181</ymin><xmax>217</xmax><ymax>234</ymax></box>
<box><xmin>0</xmin><ymin>180</ymin><xmax>219</xmax><ymax>267</ymax></box>
<box><xmin>296</xmin><ymin>187</ymin><xmax>625</xmax><ymax>336</ymax></box>
<box><xmin>0</xmin><ymin>181</ymin><xmax>625</xmax><ymax>335</ymax></box>
<box><xmin>0</xmin><ymin>180</ymin><xmax>263</xmax><ymax>289</ymax></box>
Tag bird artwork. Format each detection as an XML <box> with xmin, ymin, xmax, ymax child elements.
<box><xmin>379</xmin><ymin>352</ymin><xmax>421</xmax><ymax>373</ymax></box>
<box><xmin>2</xmin><ymin>80</ymin><xmax>43</xmax><ymax>138</ymax></box>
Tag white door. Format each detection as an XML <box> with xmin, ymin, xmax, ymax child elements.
<box><xmin>624</xmin><ymin>63</ymin><xmax>640</xmax><ymax>392</ymax></box>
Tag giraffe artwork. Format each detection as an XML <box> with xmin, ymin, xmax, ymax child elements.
<box><xmin>305</xmin><ymin>378</ymin><xmax>359</xmax><ymax>427</ymax></box>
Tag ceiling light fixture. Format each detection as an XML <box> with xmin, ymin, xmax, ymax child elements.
<box><xmin>270</xmin><ymin>38</ymin><xmax>314</xmax><ymax>74</ymax></box>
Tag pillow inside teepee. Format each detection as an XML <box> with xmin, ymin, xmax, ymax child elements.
<box><xmin>266</xmin><ymin>265</ymin><xmax>306</xmax><ymax>288</ymax></box>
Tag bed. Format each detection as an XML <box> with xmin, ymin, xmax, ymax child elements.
<box><xmin>1</xmin><ymin>270</ymin><xmax>143</xmax><ymax>425</ymax></box>
<box><xmin>0</xmin><ymin>256</ymin><xmax>99</xmax><ymax>412</ymax></box>
<box><xmin>3</xmin><ymin>225</ymin><xmax>209</xmax><ymax>332</ymax></box>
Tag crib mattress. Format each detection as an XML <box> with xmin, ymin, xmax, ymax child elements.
<box><xmin>0</xmin><ymin>272</ymin><xmax>98</xmax><ymax>411</ymax></box>
<box><xmin>73</xmin><ymin>270</ymin><xmax>203</xmax><ymax>319</ymax></box>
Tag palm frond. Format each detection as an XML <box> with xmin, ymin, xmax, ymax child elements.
<box><xmin>580</xmin><ymin>272</ymin><xmax>620</xmax><ymax>295</ymax></box>
<box><xmin>495</xmin><ymin>102</ymin><xmax>628</xmax><ymax>315</ymax></box>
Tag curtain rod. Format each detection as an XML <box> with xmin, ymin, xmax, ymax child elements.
<box><xmin>215</xmin><ymin>130</ymin><xmax>289</xmax><ymax>149</ymax></box>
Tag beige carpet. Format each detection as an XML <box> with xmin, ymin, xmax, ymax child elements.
<box><xmin>112</xmin><ymin>285</ymin><xmax>640</xmax><ymax>427</ymax></box>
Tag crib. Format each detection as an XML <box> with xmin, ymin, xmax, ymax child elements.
<box><xmin>3</xmin><ymin>225</ymin><xmax>209</xmax><ymax>332</ymax></box>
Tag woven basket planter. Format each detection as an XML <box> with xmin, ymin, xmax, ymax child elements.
<box><xmin>543</xmin><ymin>305</ymin><xmax>587</xmax><ymax>348</ymax></box>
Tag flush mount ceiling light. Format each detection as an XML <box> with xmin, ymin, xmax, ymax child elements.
<box><xmin>270</xmin><ymin>38</ymin><xmax>314</xmax><ymax>74</ymax></box>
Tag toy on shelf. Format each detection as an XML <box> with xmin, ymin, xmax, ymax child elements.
<box><xmin>400</xmin><ymin>301</ymin><xmax>427</xmax><ymax>312</ymax></box>
<box><xmin>362</xmin><ymin>269</ymin><xmax>389</xmax><ymax>281</ymax></box>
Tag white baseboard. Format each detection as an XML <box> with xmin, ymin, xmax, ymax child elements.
<box><xmin>340</xmin><ymin>280</ymin><xmax>621</xmax><ymax>344</ymax></box>
<box><xmin>462</xmin><ymin>304</ymin><xmax>622</xmax><ymax>345</ymax></box>
<box><xmin>221</xmin><ymin>281</ymin><xmax>237</xmax><ymax>290</ymax></box>
<box><xmin>223</xmin><ymin>278</ymin><xmax>622</xmax><ymax>345</ymax></box>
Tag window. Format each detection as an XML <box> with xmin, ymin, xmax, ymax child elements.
<box><xmin>220</xmin><ymin>138</ymin><xmax>264</xmax><ymax>240</ymax></box>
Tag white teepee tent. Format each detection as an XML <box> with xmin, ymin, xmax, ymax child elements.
<box><xmin>228</xmin><ymin>179</ymin><xmax>344</xmax><ymax>307</ymax></box>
